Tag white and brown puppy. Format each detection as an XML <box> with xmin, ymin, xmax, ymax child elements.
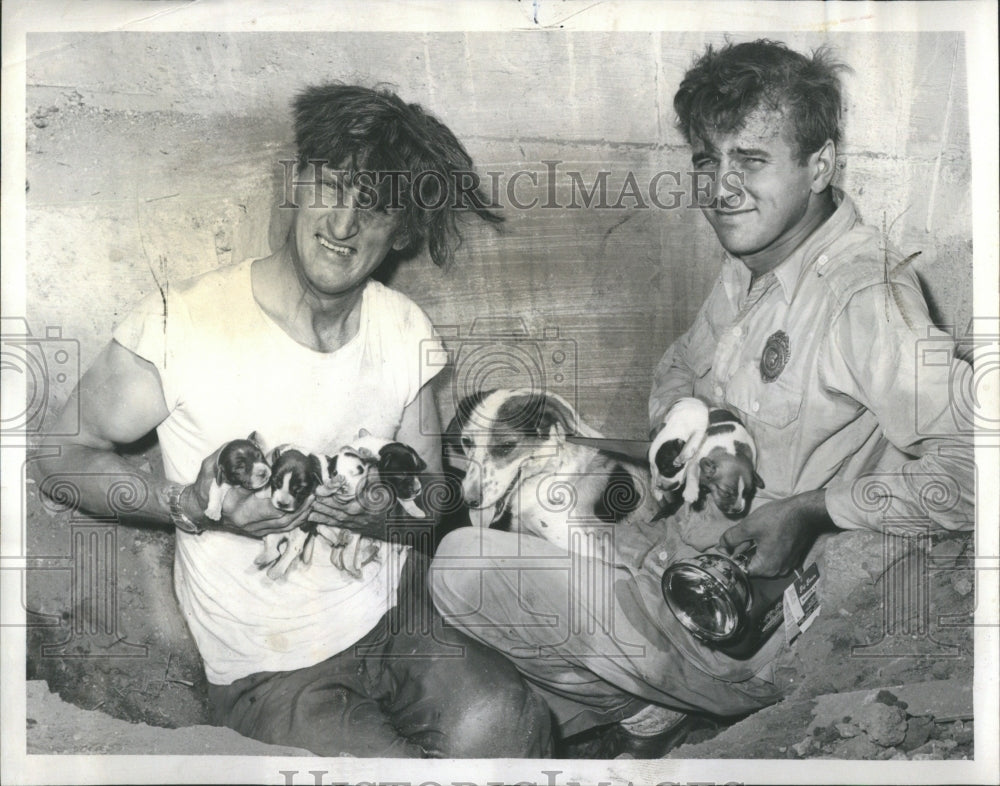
<box><xmin>450</xmin><ymin>388</ymin><xmax>657</xmax><ymax>555</ymax></box>
<box><xmin>692</xmin><ymin>409</ymin><xmax>764</xmax><ymax>517</ymax></box>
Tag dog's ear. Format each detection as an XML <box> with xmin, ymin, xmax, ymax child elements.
<box><xmin>268</xmin><ymin>445</ymin><xmax>284</xmax><ymax>465</ymax></box>
<box><xmin>753</xmin><ymin>471</ymin><xmax>765</xmax><ymax>489</ymax></box>
<box><xmin>699</xmin><ymin>456</ymin><xmax>717</xmax><ymax>478</ymax></box>
<box><xmin>247</xmin><ymin>431</ymin><xmax>270</xmax><ymax>455</ymax></box>
<box><xmin>542</xmin><ymin>395</ymin><xmax>577</xmax><ymax>434</ymax></box>
<box><xmin>358</xmin><ymin>428</ymin><xmax>371</xmax><ymax>439</ymax></box>
<box><xmin>307</xmin><ymin>454</ymin><xmax>325</xmax><ymax>486</ymax></box>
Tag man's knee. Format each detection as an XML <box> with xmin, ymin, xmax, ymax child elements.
<box><xmin>430</xmin><ymin>527</ymin><xmax>487</xmax><ymax>617</ymax></box>
<box><xmin>446</xmin><ymin>677</ymin><xmax>553</xmax><ymax>758</ymax></box>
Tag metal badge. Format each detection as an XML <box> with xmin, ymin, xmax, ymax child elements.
<box><xmin>760</xmin><ymin>330</ymin><xmax>790</xmax><ymax>383</ymax></box>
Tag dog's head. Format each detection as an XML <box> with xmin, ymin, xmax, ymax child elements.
<box><xmin>269</xmin><ymin>446</ymin><xmax>322</xmax><ymax>512</ymax></box>
<box><xmin>216</xmin><ymin>433</ymin><xmax>271</xmax><ymax>490</ymax></box>
<box><xmin>375</xmin><ymin>442</ymin><xmax>427</xmax><ymax>498</ymax></box>
<box><xmin>451</xmin><ymin>389</ymin><xmax>578</xmax><ymax>517</ymax></box>
<box><xmin>698</xmin><ymin>442</ymin><xmax>764</xmax><ymax>517</ymax></box>
<box><xmin>325</xmin><ymin>447</ymin><xmax>376</xmax><ymax>497</ymax></box>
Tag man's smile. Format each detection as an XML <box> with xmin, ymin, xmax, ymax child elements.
<box><xmin>316</xmin><ymin>234</ymin><xmax>354</xmax><ymax>256</ymax></box>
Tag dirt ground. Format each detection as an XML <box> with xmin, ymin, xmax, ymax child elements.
<box><xmin>24</xmin><ymin>95</ymin><xmax>976</xmax><ymax>761</ymax></box>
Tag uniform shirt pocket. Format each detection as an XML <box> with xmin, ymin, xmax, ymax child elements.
<box><xmin>726</xmin><ymin>368</ymin><xmax>805</xmax><ymax>430</ymax></box>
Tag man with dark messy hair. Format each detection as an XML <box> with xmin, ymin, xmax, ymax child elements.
<box><xmin>431</xmin><ymin>38</ymin><xmax>973</xmax><ymax>759</ymax></box>
<box><xmin>39</xmin><ymin>83</ymin><xmax>551</xmax><ymax>758</ymax></box>
<box><xmin>292</xmin><ymin>83</ymin><xmax>502</xmax><ymax>267</ymax></box>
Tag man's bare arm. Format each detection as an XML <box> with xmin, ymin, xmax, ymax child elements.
<box><xmin>36</xmin><ymin>340</ymin><xmax>307</xmax><ymax>536</ymax></box>
<box><xmin>36</xmin><ymin>339</ymin><xmax>186</xmax><ymax>524</ymax></box>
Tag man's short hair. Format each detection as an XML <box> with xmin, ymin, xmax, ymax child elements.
<box><xmin>293</xmin><ymin>83</ymin><xmax>501</xmax><ymax>267</ymax></box>
<box><xmin>673</xmin><ymin>39</ymin><xmax>849</xmax><ymax>164</ymax></box>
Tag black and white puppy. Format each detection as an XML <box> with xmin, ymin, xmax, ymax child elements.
<box><xmin>315</xmin><ymin>433</ymin><xmax>428</xmax><ymax>578</ymax></box>
<box><xmin>648</xmin><ymin>397</ymin><xmax>712</xmax><ymax>506</ymax></box>
<box><xmin>259</xmin><ymin>434</ymin><xmax>427</xmax><ymax>580</ymax></box>
<box><xmin>449</xmin><ymin>388</ymin><xmax>657</xmax><ymax>555</ymax></box>
<box><xmin>204</xmin><ymin>433</ymin><xmax>271</xmax><ymax>520</ymax></box>
<box><xmin>268</xmin><ymin>445</ymin><xmax>324</xmax><ymax>513</ymax></box>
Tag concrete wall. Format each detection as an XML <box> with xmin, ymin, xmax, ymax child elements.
<box><xmin>26</xmin><ymin>30</ymin><xmax>972</xmax><ymax>438</ymax></box>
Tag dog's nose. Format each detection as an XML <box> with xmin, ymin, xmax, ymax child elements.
<box><xmin>463</xmin><ymin>490</ymin><xmax>481</xmax><ymax>507</ymax></box>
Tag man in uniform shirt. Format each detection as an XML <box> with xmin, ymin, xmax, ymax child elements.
<box><xmin>431</xmin><ymin>39</ymin><xmax>974</xmax><ymax>757</ymax></box>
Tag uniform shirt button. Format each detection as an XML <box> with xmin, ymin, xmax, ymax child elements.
<box><xmin>731</xmin><ymin>326</ymin><xmax>742</xmax><ymax>338</ymax></box>
<box><xmin>817</xmin><ymin>254</ymin><xmax>829</xmax><ymax>267</ymax></box>
<box><xmin>657</xmin><ymin>550</ymin><xmax>669</xmax><ymax>563</ymax></box>
<box><xmin>751</xmin><ymin>400</ymin><xmax>760</xmax><ymax>413</ymax></box>
<box><xmin>714</xmin><ymin>385</ymin><xmax>724</xmax><ymax>398</ymax></box>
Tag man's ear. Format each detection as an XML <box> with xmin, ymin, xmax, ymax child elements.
<box><xmin>809</xmin><ymin>139</ymin><xmax>837</xmax><ymax>193</ymax></box>
<box><xmin>699</xmin><ymin>456</ymin><xmax>717</xmax><ymax>478</ymax></box>
<box><xmin>391</xmin><ymin>227</ymin><xmax>411</xmax><ymax>251</ymax></box>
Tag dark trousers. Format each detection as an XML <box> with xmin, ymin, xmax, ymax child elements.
<box><xmin>207</xmin><ymin>552</ymin><xmax>553</xmax><ymax>758</ymax></box>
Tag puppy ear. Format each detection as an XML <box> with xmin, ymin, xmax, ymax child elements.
<box><xmin>308</xmin><ymin>454</ymin><xmax>325</xmax><ymax>486</ymax></box>
<box><xmin>249</xmin><ymin>431</ymin><xmax>271</xmax><ymax>455</ymax></box>
<box><xmin>358</xmin><ymin>428</ymin><xmax>371</xmax><ymax>438</ymax></box>
<box><xmin>753</xmin><ymin>471</ymin><xmax>765</xmax><ymax>489</ymax></box>
<box><xmin>269</xmin><ymin>445</ymin><xmax>283</xmax><ymax>464</ymax></box>
<box><xmin>699</xmin><ymin>456</ymin><xmax>717</xmax><ymax>478</ymax></box>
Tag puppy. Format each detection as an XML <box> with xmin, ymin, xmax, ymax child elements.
<box><xmin>649</xmin><ymin>399</ymin><xmax>764</xmax><ymax>517</ymax></box>
<box><xmin>258</xmin><ymin>435</ymin><xmax>427</xmax><ymax>580</ymax></box>
<box><xmin>692</xmin><ymin>409</ymin><xmax>764</xmax><ymax>517</ymax></box>
<box><xmin>450</xmin><ymin>388</ymin><xmax>657</xmax><ymax>556</ymax></box>
<box><xmin>648</xmin><ymin>397</ymin><xmax>711</xmax><ymax>505</ymax></box>
<box><xmin>318</xmin><ymin>433</ymin><xmax>428</xmax><ymax>579</ymax></box>
<box><xmin>268</xmin><ymin>446</ymin><xmax>323</xmax><ymax>513</ymax></box>
<box><xmin>204</xmin><ymin>433</ymin><xmax>271</xmax><ymax>520</ymax></box>
<box><xmin>354</xmin><ymin>430</ymin><xmax>428</xmax><ymax>519</ymax></box>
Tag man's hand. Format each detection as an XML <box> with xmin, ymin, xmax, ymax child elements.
<box><xmin>307</xmin><ymin>474</ymin><xmax>393</xmax><ymax>539</ymax></box>
<box><xmin>187</xmin><ymin>447</ymin><xmax>311</xmax><ymax>538</ymax></box>
<box><xmin>719</xmin><ymin>489</ymin><xmax>836</xmax><ymax>577</ymax></box>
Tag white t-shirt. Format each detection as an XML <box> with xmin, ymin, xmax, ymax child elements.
<box><xmin>113</xmin><ymin>259</ymin><xmax>443</xmax><ymax>684</ymax></box>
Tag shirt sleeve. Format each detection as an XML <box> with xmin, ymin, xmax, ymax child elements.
<box><xmin>111</xmin><ymin>286</ymin><xmax>185</xmax><ymax>411</ymax></box>
<box><xmin>395</xmin><ymin>293</ymin><xmax>445</xmax><ymax>408</ymax></box>
<box><xmin>821</xmin><ymin>279</ymin><xmax>975</xmax><ymax>533</ymax></box>
<box><xmin>649</xmin><ymin>288</ymin><xmax>720</xmax><ymax>430</ymax></box>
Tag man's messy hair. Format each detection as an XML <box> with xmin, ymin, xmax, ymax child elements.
<box><xmin>293</xmin><ymin>83</ymin><xmax>502</xmax><ymax>267</ymax></box>
<box><xmin>674</xmin><ymin>39</ymin><xmax>850</xmax><ymax>164</ymax></box>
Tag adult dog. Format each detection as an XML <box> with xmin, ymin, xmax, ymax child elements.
<box><xmin>444</xmin><ymin>389</ymin><xmax>658</xmax><ymax>556</ymax></box>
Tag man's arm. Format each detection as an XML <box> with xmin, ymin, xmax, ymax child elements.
<box><xmin>820</xmin><ymin>281</ymin><xmax>975</xmax><ymax>533</ymax></box>
<box><xmin>37</xmin><ymin>340</ymin><xmax>306</xmax><ymax>536</ymax></box>
<box><xmin>649</xmin><ymin>329</ymin><xmax>701</xmax><ymax>432</ymax></box>
<box><xmin>722</xmin><ymin>279</ymin><xmax>975</xmax><ymax>577</ymax></box>
<box><xmin>36</xmin><ymin>340</ymin><xmax>193</xmax><ymax>523</ymax></box>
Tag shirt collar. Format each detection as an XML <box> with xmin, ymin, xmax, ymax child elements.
<box><xmin>721</xmin><ymin>188</ymin><xmax>859</xmax><ymax>305</ymax></box>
